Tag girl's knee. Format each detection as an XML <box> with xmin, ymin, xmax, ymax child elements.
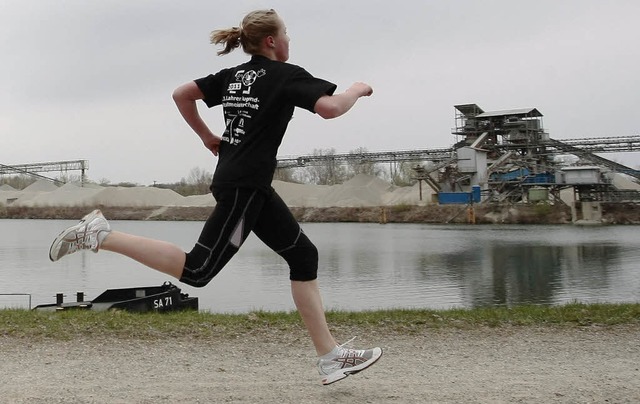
<box><xmin>282</xmin><ymin>240</ymin><xmax>319</xmax><ymax>281</ymax></box>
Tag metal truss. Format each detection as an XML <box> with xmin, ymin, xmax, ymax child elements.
<box><xmin>276</xmin><ymin>135</ymin><xmax>640</xmax><ymax>168</ymax></box>
<box><xmin>0</xmin><ymin>160</ymin><xmax>89</xmax><ymax>184</ymax></box>
<box><xmin>2</xmin><ymin>135</ymin><xmax>638</xmax><ymax>179</ymax></box>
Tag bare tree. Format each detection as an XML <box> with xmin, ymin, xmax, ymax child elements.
<box><xmin>186</xmin><ymin>167</ymin><xmax>213</xmax><ymax>195</ymax></box>
<box><xmin>161</xmin><ymin>167</ymin><xmax>213</xmax><ymax>196</ymax></box>
<box><xmin>390</xmin><ymin>161</ymin><xmax>418</xmax><ymax>186</ymax></box>
<box><xmin>304</xmin><ymin>148</ymin><xmax>347</xmax><ymax>185</ymax></box>
<box><xmin>346</xmin><ymin>147</ymin><xmax>382</xmax><ymax>178</ymax></box>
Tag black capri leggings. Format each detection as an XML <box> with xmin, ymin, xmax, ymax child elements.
<box><xmin>180</xmin><ymin>187</ymin><xmax>318</xmax><ymax>287</ymax></box>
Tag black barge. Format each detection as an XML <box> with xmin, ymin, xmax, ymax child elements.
<box><xmin>33</xmin><ymin>282</ymin><xmax>198</xmax><ymax>312</ymax></box>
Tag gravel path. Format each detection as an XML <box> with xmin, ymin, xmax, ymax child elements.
<box><xmin>1</xmin><ymin>325</ymin><xmax>639</xmax><ymax>403</ymax></box>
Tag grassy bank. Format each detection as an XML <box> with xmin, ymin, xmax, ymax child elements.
<box><xmin>2</xmin><ymin>303</ymin><xmax>638</xmax><ymax>340</ymax></box>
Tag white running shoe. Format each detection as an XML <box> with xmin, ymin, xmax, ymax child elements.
<box><xmin>317</xmin><ymin>338</ymin><xmax>383</xmax><ymax>385</ymax></box>
<box><xmin>49</xmin><ymin>209</ymin><xmax>111</xmax><ymax>262</ymax></box>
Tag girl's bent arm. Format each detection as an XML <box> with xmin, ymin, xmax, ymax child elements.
<box><xmin>314</xmin><ymin>82</ymin><xmax>373</xmax><ymax>119</ymax></box>
<box><xmin>172</xmin><ymin>81</ymin><xmax>221</xmax><ymax>156</ymax></box>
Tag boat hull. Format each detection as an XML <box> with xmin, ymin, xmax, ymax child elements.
<box><xmin>33</xmin><ymin>282</ymin><xmax>198</xmax><ymax>312</ymax></box>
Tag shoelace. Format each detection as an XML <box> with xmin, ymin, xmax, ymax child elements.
<box><xmin>336</xmin><ymin>336</ymin><xmax>369</xmax><ymax>359</ymax></box>
<box><xmin>338</xmin><ymin>336</ymin><xmax>357</xmax><ymax>348</ymax></box>
<box><xmin>318</xmin><ymin>337</ymin><xmax>357</xmax><ymax>375</ymax></box>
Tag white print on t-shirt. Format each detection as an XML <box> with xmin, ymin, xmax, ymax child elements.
<box><xmin>223</xmin><ymin>110</ymin><xmax>251</xmax><ymax>146</ymax></box>
<box><xmin>227</xmin><ymin>68</ymin><xmax>266</xmax><ymax>95</ymax></box>
<box><xmin>222</xmin><ymin>95</ymin><xmax>259</xmax><ymax>110</ymax></box>
<box><xmin>221</xmin><ymin>68</ymin><xmax>266</xmax><ymax>147</ymax></box>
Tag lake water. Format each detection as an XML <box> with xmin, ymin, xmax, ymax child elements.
<box><xmin>1</xmin><ymin>219</ymin><xmax>639</xmax><ymax>313</ymax></box>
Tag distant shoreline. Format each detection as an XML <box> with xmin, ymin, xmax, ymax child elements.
<box><xmin>1</xmin><ymin>203</ymin><xmax>639</xmax><ymax>224</ymax></box>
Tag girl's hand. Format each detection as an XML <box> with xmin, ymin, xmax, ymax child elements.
<box><xmin>203</xmin><ymin>135</ymin><xmax>221</xmax><ymax>156</ymax></box>
<box><xmin>348</xmin><ymin>82</ymin><xmax>373</xmax><ymax>97</ymax></box>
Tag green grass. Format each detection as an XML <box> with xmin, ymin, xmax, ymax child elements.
<box><xmin>1</xmin><ymin>303</ymin><xmax>638</xmax><ymax>340</ymax></box>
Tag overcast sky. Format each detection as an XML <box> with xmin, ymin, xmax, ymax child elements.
<box><xmin>2</xmin><ymin>0</ymin><xmax>639</xmax><ymax>184</ymax></box>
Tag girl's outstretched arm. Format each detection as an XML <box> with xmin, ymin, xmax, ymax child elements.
<box><xmin>314</xmin><ymin>82</ymin><xmax>373</xmax><ymax>119</ymax></box>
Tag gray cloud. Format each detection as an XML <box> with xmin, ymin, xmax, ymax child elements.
<box><xmin>2</xmin><ymin>0</ymin><xmax>639</xmax><ymax>184</ymax></box>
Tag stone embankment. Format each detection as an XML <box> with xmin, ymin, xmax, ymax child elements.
<box><xmin>2</xmin><ymin>203</ymin><xmax>640</xmax><ymax>224</ymax></box>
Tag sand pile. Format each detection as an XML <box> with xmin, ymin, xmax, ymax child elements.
<box><xmin>3</xmin><ymin>173</ymin><xmax>636</xmax><ymax>209</ymax></box>
<box><xmin>23</xmin><ymin>181</ymin><xmax>59</xmax><ymax>192</ymax></box>
<box><xmin>0</xmin><ymin>174</ymin><xmax>431</xmax><ymax>208</ymax></box>
<box><xmin>89</xmin><ymin>187</ymin><xmax>185</xmax><ymax>207</ymax></box>
<box><xmin>271</xmin><ymin>181</ymin><xmax>329</xmax><ymax>207</ymax></box>
<box><xmin>181</xmin><ymin>194</ymin><xmax>216</xmax><ymax>207</ymax></box>
<box><xmin>315</xmin><ymin>175</ymin><xmax>392</xmax><ymax>207</ymax></box>
<box><xmin>16</xmin><ymin>183</ymin><xmax>104</xmax><ymax>207</ymax></box>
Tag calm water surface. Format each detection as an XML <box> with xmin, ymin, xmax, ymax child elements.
<box><xmin>1</xmin><ymin>219</ymin><xmax>639</xmax><ymax>312</ymax></box>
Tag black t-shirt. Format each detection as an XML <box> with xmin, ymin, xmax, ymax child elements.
<box><xmin>194</xmin><ymin>55</ymin><xmax>337</xmax><ymax>193</ymax></box>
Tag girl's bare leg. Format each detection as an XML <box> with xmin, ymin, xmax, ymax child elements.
<box><xmin>100</xmin><ymin>231</ymin><xmax>185</xmax><ymax>279</ymax></box>
<box><xmin>291</xmin><ymin>279</ymin><xmax>338</xmax><ymax>356</ymax></box>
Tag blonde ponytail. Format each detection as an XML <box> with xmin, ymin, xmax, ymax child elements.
<box><xmin>210</xmin><ymin>27</ymin><xmax>242</xmax><ymax>56</ymax></box>
<box><xmin>210</xmin><ymin>9</ymin><xmax>280</xmax><ymax>56</ymax></box>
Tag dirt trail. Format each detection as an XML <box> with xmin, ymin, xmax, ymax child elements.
<box><xmin>1</xmin><ymin>325</ymin><xmax>639</xmax><ymax>403</ymax></box>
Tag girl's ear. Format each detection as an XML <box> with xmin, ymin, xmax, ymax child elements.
<box><xmin>265</xmin><ymin>35</ymin><xmax>276</xmax><ymax>49</ymax></box>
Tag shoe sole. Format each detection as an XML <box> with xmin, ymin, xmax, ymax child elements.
<box><xmin>321</xmin><ymin>348</ymin><xmax>383</xmax><ymax>385</ymax></box>
<box><xmin>49</xmin><ymin>210</ymin><xmax>103</xmax><ymax>262</ymax></box>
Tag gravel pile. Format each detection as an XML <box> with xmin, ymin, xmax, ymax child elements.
<box><xmin>0</xmin><ymin>174</ymin><xmax>432</xmax><ymax>208</ymax></box>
